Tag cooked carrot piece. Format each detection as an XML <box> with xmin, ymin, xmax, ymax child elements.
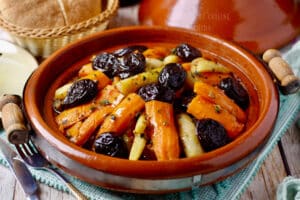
<box><xmin>97</xmin><ymin>93</ymin><xmax>145</xmax><ymax>136</ymax></box>
<box><xmin>75</xmin><ymin>106</ymin><xmax>114</xmax><ymax>146</ymax></box>
<box><xmin>185</xmin><ymin>72</ymin><xmax>231</xmax><ymax>89</ymax></box>
<box><xmin>145</xmin><ymin>100</ymin><xmax>180</xmax><ymax>160</ymax></box>
<box><xmin>65</xmin><ymin>121</ymin><xmax>82</xmax><ymax>141</ymax></box>
<box><xmin>66</xmin><ymin>85</ymin><xmax>124</xmax><ymax>145</ymax></box>
<box><xmin>55</xmin><ymin>85</ymin><xmax>123</xmax><ymax>131</ymax></box>
<box><xmin>187</xmin><ymin>95</ymin><xmax>244</xmax><ymax>139</ymax></box>
<box><xmin>95</xmin><ymin>85</ymin><xmax>124</xmax><ymax>106</ymax></box>
<box><xmin>80</xmin><ymin>70</ymin><xmax>111</xmax><ymax>90</ymax></box>
<box><xmin>55</xmin><ymin>103</ymin><xmax>96</xmax><ymax>131</ymax></box>
<box><xmin>196</xmin><ymin>72</ymin><xmax>231</xmax><ymax>86</ymax></box>
<box><xmin>181</xmin><ymin>62</ymin><xmax>192</xmax><ymax>71</ymax></box>
<box><xmin>143</xmin><ymin>47</ymin><xmax>170</xmax><ymax>59</ymax></box>
<box><xmin>194</xmin><ymin>81</ymin><xmax>247</xmax><ymax>123</ymax></box>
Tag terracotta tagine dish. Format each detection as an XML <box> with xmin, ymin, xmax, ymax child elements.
<box><xmin>20</xmin><ymin>26</ymin><xmax>280</xmax><ymax>193</ymax></box>
<box><xmin>138</xmin><ymin>0</ymin><xmax>300</xmax><ymax>53</ymax></box>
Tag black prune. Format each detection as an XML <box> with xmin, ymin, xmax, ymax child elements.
<box><xmin>93</xmin><ymin>132</ymin><xmax>128</xmax><ymax>158</ymax></box>
<box><xmin>173</xmin><ymin>90</ymin><xmax>196</xmax><ymax>112</ymax></box>
<box><xmin>92</xmin><ymin>52</ymin><xmax>121</xmax><ymax>78</ymax></box>
<box><xmin>196</xmin><ymin>119</ymin><xmax>230</xmax><ymax>152</ymax></box>
<box><xmin>173</xmin><ymin>43</ymin><xmax>202</xmax><ymax>62</ymax></box>
<box><xmin>219</xmin><ymin>77</ymin><xmax>250</xmax><ymax>110</ymax></box>
<box><xmin>138</xmin><ymin>83</ymin><xmax>174</xmax><ymax>103</ymax></box>
<box><xmin>114</xmin><ymin>45</ymin><xmax>148</xmax><ymax>57</ymax></box>
<box><xmin>158</xmin><ymin>63</ymin><xmax>187</xmax><ymax>90</ymax></box>
<box><xmin>118</xmin><ymin>51</ymin><xmax>146</xmax><ymax>79</ymax></box>
<box><xmin>63</xmin><ymin>79</ymin><xmax>98</xmax><ymax>108</ymax></box>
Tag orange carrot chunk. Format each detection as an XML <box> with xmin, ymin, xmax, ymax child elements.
<box><xmin>68</xmin><ymin>86</ymin><xmax>124</xmax><ymax>146</ymax></box>
<box><xmin>55</xmin><ymin>85</ymin><xmax>123</xmax><ymax>131</ymax></box>
<box><xmin>145</xmin><ymin>100</ymin><xmax>180</xmax><ymax>160</ymax></box>
<box><xmin>81</xmin><ymin>70</ymin><xmax>111</xmax><ymax>90</ymax></box>
<box><xmin>193</xmin><ymin>81</ymin><xmax>247</xmax><ymax>123</ymax></box>
<box><xmin>97</xmin><ymin>93</ymin><xmax>145</xmax><ymax>137</ymax></box>
<box><xmin>55</xmin><ymin>103</ymin><xmax>96</xmax><ymax>131</ymax></box>
<box><xmin>187</xmin><ymin>95</ymin><xmax>244</xmax><ymax>139</ymax></box>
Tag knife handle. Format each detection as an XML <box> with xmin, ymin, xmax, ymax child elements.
<box><xmin>262</xmin><ymin>49</ymin><xmax>300</xmax><ymax>95</ymax></box>
<box><xmin>0</xmin><ymin>94</ymin><xmax>29</xmax><ymax>144</ymax></box>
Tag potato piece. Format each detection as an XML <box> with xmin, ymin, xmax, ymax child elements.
<box><xmin>129</xmin><ymin>113</ymin><xmax>148</xmax><ymax>160</ymax></box>
<box><xmin>163</xmin><ymin>54</ymin><xmax>181</xmax><ymax>65</ymax></box>
<box><xmin>177</xmin><ymin>113</ymin><xmax>204</xmax><ymax>157</ymax></box>
<box><xmin>145</xmin><ymin>58</ymin><xmax>163</xmax><ymax>71</ymax></box>
<box><xmin>115</xmin><ymin>67</ymin><xmax>163</xmax><ymax>95</ymax></box>
<box><xmin>191</xmin><ymin>57</ymin><xmax>230</xmax><ymax>76</ymax></box>
<box><xmin>54</xmin><ymin>82</ymin><xmax>72</xmax><ymax>100</ymax></box>
<box><xmin>78</xmin><ymin>63</ymin><xmax>93</xmax><ymax>77</ymax></box>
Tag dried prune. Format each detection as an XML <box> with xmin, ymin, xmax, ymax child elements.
<box><xmin>114</xmin><ymin>45</ymin><xmax>148</xmax><ymax>57</ymax></box>
<box><xmin>196</xmin><ymin>119</ymin><xmax>230</xmax><ymax>152</ymax></box>
<box><xmin>219</xmin><ymin>77</ymin><xmax>249</xmax><ymax>110</ymax></box>
<box><xmin>173</xmin><ymin>43</ymin><xmax>202</xmax><ymax>62</ymax></box>
<box><xmin>173</xmin><ymin>90</ymin><xmax>196</xmax><ymax>112</ymax></box>
<box><xmin>118</xmin><ymin>51</ymin><xmax>146</xmax><ymax>79</ymax></box>
<box><xmin>138</xmin><ymin>83</ymin><xmax>174</xmax><ymax>103</ymax></box>
<box><xmin>63</xmin><ymin>79</ymin><xmax>98</xmax><ymax>108</ymax></box>
<box><xmin>158</xmin><ymin>63</ymin><xmax>186</xmax><ymax>90</ymax></box>
<box><xmin>94</xmin><ymin>132</ymin><xmax>128</xmax><ymax>158</ymax></box>
<box><xmin>92</xmin><ymin>52</ymin><xmax>121</xmax><ymax>78</ymax></box>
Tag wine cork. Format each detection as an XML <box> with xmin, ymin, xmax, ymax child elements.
<box><xmin>0</xmin><ymin>94</ymin><xmax>29</xmax><ymax>144</ymax></box>
<box><xmin>262</xmin><ymin>49</ymin><xmax>300</xmax><ymax>95</ymax></box>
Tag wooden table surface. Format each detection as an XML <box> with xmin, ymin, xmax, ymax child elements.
<box><xmin>0</xmin><ymin>4</ymin><xmax>300</xmax><ymax>200</ymax></box>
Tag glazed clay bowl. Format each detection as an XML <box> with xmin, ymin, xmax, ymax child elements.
<box><xmin>23</xmin><ymin>26</ymin><xmax>278</xmax><ymax>193</ymax></box>
<box><xmin>138</xmin><ymin>0</ymin><xmax>300</xmax><ymax>53</ymax></box>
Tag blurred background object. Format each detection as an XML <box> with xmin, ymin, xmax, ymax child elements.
<box><xmin>119</xmin><ymin>0</ymin><xmax>141</xmax><ymax>7</ymax></box>
<box><xmin>138</xmin><ymin>0</ymin><xmax>300</xmax><ymax>53</ymax></box>
<box><xmin>0</xmin><ymin>0</ymin><xmax>119</xmax><ymax>57</ymax></box>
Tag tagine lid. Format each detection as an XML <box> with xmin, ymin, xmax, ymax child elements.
<box><xmin>138</xmin><ymin>0</ymin><xmax>300</xmax><ymax>53</ymax></box>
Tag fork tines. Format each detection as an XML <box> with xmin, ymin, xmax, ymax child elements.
<box><xmin>16</xmin><ymin>140</ymin><xmax>38</xmax><ymax>157</ymax></box>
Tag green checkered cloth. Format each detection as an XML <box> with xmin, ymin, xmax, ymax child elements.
<box><xmin>1</xmin><ymin>39</ymin><xmax>299</xmax><ymax>200</ymax></box>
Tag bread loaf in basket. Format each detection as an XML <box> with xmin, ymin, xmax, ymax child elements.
<box><xmin>0</xmin><ymin>0</ymin><xmax>119</xmax><ymax>57</ymax></box>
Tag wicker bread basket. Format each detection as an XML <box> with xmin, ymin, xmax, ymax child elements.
<box><xmin>0</xmin><ymin>0</ymin><xmax>119</xmax><ymax>57</ymax></box>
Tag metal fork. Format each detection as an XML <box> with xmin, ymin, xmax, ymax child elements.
<box><xmin>0</xmin><ymin>95</ymin><xmax>87</xmax><ymax>200</ymax></box>
<box><xmin>15</xmin><ymin>140</ymin><xmax>88</xmax><ymax>200</ymax></box>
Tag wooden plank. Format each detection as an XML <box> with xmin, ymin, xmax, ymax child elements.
<box><xmin>39</xmin><ymin>183</ymin><xmax>75</xmax><ymax>200</ymax></box>
<box><xmin>240</xmin><ymin>145</ymin><xmax>287</xmax><ymax>200</ymax></box>
<box><xmin>0</xmin><ymin>164</ymin><xmax>17</xmax><ymax>200</ymax></box>
<box><xmin>280</xmin><ymin>114</ymin><xmax>300</xmax><ymax>178</ymax></box>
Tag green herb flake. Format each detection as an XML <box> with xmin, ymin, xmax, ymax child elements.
<box><xmin>214</xmin><ymin>105</ymin><xmax>221</xmax><ymax>113</ymax></box>
<box><xmin>90</xmin><ymin>106</ymin><xmax>97</xmax><ymax>111</ymax></box>
<box><xmin>99</xmin><ymin>99</ymin><xmax>111</xmax><ymax>106</ymax></box>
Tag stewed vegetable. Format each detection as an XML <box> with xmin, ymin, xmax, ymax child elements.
<box><xmin>53</xmin><ymin>43</ymin><xmax>250</xmax><ymax>160</ymax></box>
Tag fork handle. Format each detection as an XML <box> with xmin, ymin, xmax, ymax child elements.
<box><xmin>47</xmin><ymin>167</ymin><xmax>88</xmax><ymax>200</ymax></box>
<box><xmin>0</xmin><ymin>95</ymin><xmax>29</xmax><ymax>144</ymax></box>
